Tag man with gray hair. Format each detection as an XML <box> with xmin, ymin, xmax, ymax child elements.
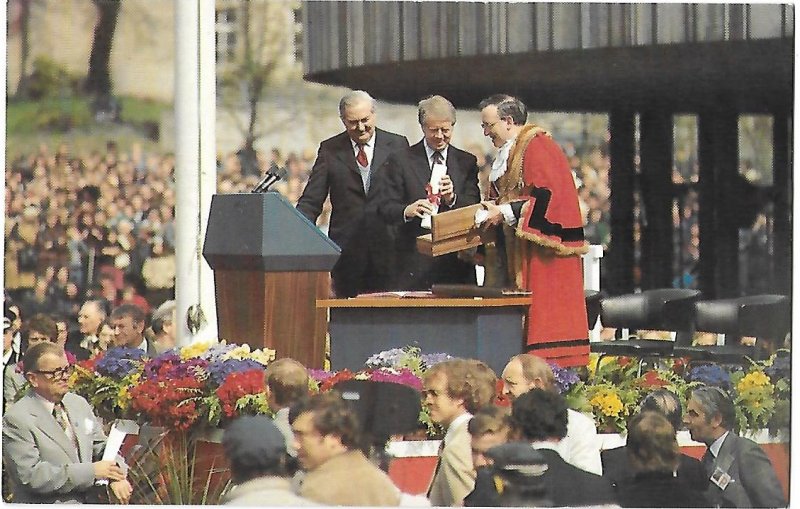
<box><xmin>297</xmin><ymin>90</ymin><xmax>409</xmax><ymax>297</ymax></box>
<box><xmin>379</xmin><ymin>95</ymin><xmax>481</xmax><ymax>290</ymax></box>
<box><xmin>684</xmin><ymin>386</ymin><xmax>785</xmax><ymax>507</ymax></box>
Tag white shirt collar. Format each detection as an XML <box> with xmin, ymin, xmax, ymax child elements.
<box><xmin>530</xmin><ymin>440</ymin><xmax>562</xmax><ymax>455</ymax></box>
<box><xmin>709</xmin><ymin>431</ymin><xmax>730</xmax><ymax>458</ymax></box>
<box><xmin>137</xmin><ymin>337</ymin><xmax>148</xmax><ymax>353</ymax></box>
<box><xmin>350</xmin><ymin>132</ymin><xmax>376</xmax><ymax>151</ymax></box>
<box><xmin>490</xmin><ymin>136</ymin><xmax>516</xmax><ymax>183</ymax></box>
<box><xmin>424</xmin><ymin>142</ymin><xmax>448</xmax><ymax>165</ymax></box>
<box><xmin>444</xmin><ymin>412</ymin><xmax>472</xmax><ymax>444</ymax></box>
<box><xmin>3</xmin><ymin>349</ymin><xmax>12</xmax><ymax>366</ymax></box>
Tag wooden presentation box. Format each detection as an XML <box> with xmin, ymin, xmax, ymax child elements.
<box><xmin>416</xmin><ymin>204</ymin><xmax>496</xmax><ymax>256</ymax></box>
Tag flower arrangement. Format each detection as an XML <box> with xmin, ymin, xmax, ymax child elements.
<box><xmin>70</xmin><ymin>341</ymin><xmax>277</xmax><ymax>431</ymax></box>
<box><xmin>729</xmin><ymin>351</ymin><xmax>790</xmax><ymax>435</ymax></box>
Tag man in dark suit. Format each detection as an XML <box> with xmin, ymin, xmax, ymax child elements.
<box><xmin>296</xmin><ymin>90</ymin><xmax>409</xmax><ymax>297</ymax></box>
<box><xmin>109</xmin><ymin>304</ymin><xmax>158</xmax><ymax>357</ymax></box>
<box><xmin>684</xmin><ymin>386</ymin><xmax>785</xmax><ymax>508</ymax></box>
<box><xmin>2</xmin><ymin>342</ymin><xmax>131</xmax><ymax>503</ymax></box>
<box><xmin>65</xmin><ymin>299</ymin><xmax>108</xmax><ymax>361</ymax></box>
<box><xmin>379</xmin><ymin>95</ymin><xmax>481</xmax><ymax>290</ymax></box>
<box><xmin>466</xmin><ymin>388</ymin><xmax>616</xmax><ymax>507</ymax></box>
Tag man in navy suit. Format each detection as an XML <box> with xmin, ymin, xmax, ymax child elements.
<box><xmin>379</xmin><ymin>95</ymin><xmax>481</xmax><ymax>290</ymax></box>
<box><xmin>296</xmin><ymin>90</ymin><xmax>409</xmax><ymax>297</ymax></box>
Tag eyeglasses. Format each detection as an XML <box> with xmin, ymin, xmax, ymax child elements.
<box><xmin>481</xmin><ymin>119</ymin><xmax>505</xmax><ymax>130</ymax></box>
<box><xmin>32</xmin><ymin>365</ymin><xmax>73</xmax><ymax>380</ymax></box>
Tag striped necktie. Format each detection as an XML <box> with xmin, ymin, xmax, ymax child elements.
<box><xmin>53</xmin><ymin>402</ymin><xmax>79</xmax><ymax>455</ymax></box>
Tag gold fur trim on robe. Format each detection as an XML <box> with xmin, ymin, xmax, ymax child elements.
<box><xmin>498</xmin><ymin>124</ymin><xmax>588</xmax><ymax>258</ymax></box>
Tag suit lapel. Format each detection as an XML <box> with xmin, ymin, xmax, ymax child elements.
<box><xmin>25</xmin><ymin>395</ymin><xmax>80</xmax><ymax>462</ymax></box>
<box><xmin>333</xmin><ymin>134</ymin><xmax>360</xmax><ymax>175</ymax></box>
<box><xmin>411</xmin><ymin>142</ymin><xmax>433</xmax><ymax>189</ymax></box>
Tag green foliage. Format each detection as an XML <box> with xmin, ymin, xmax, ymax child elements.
<box><xmin>25</xmin><ymin>56</ymin><xmax>81</xmax><ymax>100</ymax></box>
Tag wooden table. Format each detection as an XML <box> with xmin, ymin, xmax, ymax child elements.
<box><xmin>317</xmin><ymin>296</ymin><xmax>530</xmax><ymax>374</ymax></box>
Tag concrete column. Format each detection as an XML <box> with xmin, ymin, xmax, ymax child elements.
<box><xmin>174</xmin><ymin>0</ymin><xmax>218</xmax><ymax>345</ymax></box>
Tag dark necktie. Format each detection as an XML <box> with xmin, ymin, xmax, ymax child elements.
<box><xmin>356</xmin><ymin>145</ymin><xmax>368</xmax><ymax>167</ymax></box>
<box><xmin>701</xmin><ymin>450</ymin><xmax>715</xmax><ymax>476</ymax></box>
<box><xmin>431</xmin><ymin>150</ymin><xmax>444</xmax><ymax>168</ymax></box>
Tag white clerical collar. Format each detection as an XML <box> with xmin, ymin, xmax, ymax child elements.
<box><xmin>709</xmin><ymin>431</ymin><xmax>730</xmax><ymax>458</ymax></box>
<box><xmin>424</xmin><ymin>142</ymin><xmax>448</xmax><ymax>164</ymax></box>
<box><xmin>490</xmin><ymin>136</ymin><xmax>516</xmax><ymax>183</ymax></box>
<box><xmin>444</xmin><ymin>412</ymin><xmax>472</xmax><ymax>444</ymax></box>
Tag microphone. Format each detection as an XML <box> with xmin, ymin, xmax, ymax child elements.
<box><xmin>251</xmin><ymin>171</ymin><xmax>281</xmax><ymax>193</ymax></box>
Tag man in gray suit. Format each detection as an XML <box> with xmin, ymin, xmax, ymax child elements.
<box><xmin>685</xmin><ymin>386</ymin><xmax>785</xmax><ymax>508</ymax></box>
<box><xmin>2</xmin><ymin>342</ymin><xmax>132</xmax><ymax>503</ymax></box>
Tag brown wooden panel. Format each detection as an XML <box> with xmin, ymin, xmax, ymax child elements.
<box><xmin>214</xmin><ymin>270</ymin><xmax>329</xmax><ymax>368</ymax></box>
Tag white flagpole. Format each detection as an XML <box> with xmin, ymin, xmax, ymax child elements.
<box><xmin>174</xmin><ymin>0</ymin><xmax>218</xmax><ymax>346</ymax></box>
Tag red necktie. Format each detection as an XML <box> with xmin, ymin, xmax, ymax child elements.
<box><xmin>356</xmin><ymin>145</ymin><xmax>368</xmax><ymax>167</ymax></box>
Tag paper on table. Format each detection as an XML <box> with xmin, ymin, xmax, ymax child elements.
<box><xmin>421</xmin><ymin>162</ymin><xmax>448</xmax><ymax>229</ymax></box>
<box><xmin>97</xmin><ymin>419</ymin><xmax>139</xmax><ymax>485</ymax></box>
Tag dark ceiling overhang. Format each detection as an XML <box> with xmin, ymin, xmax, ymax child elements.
<box><xmin>305</xmin><ymin>39</ymin><xmax>793</xmax><ymax>113</ymax></box>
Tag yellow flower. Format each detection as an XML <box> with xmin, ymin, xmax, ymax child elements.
<box><xmin>180</xmin><ymin>340</ymin><xmax>213</xmax><ymax>359</ymax></box>
<box><xmin>737</xmin><ymin>371</ymin><xmax>772</xmax><ymax>393</ymax></box>
<box><xmin>590</xmin><ymin>390</ymin><xmax>624</xmax><ymax>417</ymax></box>
<box><xmin>249</xmin><ymin>348</ymin><xmax>276</xmax><ymax>365</ymax></box>
<box><xmin>223</xmin><ymin>344</ymin><xmax>252</xmax><ymax>360</ymax></box>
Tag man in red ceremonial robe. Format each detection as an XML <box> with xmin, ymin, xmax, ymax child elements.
<box><xmin>478</xmin><ymin>94</ymin><xmax>589</xmax><ymax>367</ymax></box>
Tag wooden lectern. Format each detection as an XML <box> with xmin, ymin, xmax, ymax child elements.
<box><xmin>203</xmin><ymin>193</ymin><xmax>340</xmax><ymax>368</ymax></box>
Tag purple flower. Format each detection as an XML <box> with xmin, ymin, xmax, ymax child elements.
<box><xmin>143</xmin><ymin>352</ymin><xmax>208</xmax><ymax>381</ymax></box>
<box><xmin>308</xmin><ymin>369</ymin><xmax>335</xmax><ymax>383</ymax></box>
<box><xmin>420</xmin><ymin>352</ymin><xmax>453</xmax><ymax>369</ymax></box>
<box><xmin>95</xmin><ymin>347</ymin><xmax>145</xmax><ymax>378</ymax></box>
<box><xmin>206</xmin><ymin>358</ymin><xmax>264</xmax><ymax>386</ymax></box>
<box><xmin>549</xmin><ymin>362</ymin><xmax>580</xmax><ymax>394</ymax></box>
<box><xmin>688</xmin><ymin>364</ymin><xmax>731</xmax><ymax>390</ymax></box>
<box><xmin>365</xmin><ymin>348</ymin><xmax>407</xmax><ymax>369</ymax></box>
<box><xmin>201</xmin><ymin>342</ymin><xmax>237</xmax><ymax>363</ymax></box>
<box><xmin>368</xmin><ymin>368</ymin><xmax>423</xmax><ymax>390</ymax></box>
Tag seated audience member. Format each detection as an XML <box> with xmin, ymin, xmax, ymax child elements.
<box><xmin>684</xmin><ymin>386</ymin><xmax>786</xmax><ymax>508</ymax></box>
<box><xmin>602</xmin><ymin>388</ymin><xmax>706</xmax><ymax>491</ymax></box>
<box><xmin>2</xmin><ymin>342</ymin><xmax>132</xmax><ymax>503</ymax></box>
<box><xmin>109</xmin><ymin>304</ymin><xmax>157</xmax><ymax>356</ymax></box>
<box><xmin>4</xmin><ymin>314</ymin><xmax>58</xmax><ymax>407</ymax></box>
<box><xmin>265</xmin><ymin>358</ymin><xmax>310</xmax><ymax>456</ymax></box>
<box><xmin>221</xmin><ymin>415</ymin><xmax>315</xmax><ymax>506</ymax></box>
<box><xmin>423</xmin><ymin>359</ymin><xmax>497</xmax><ymax>507</ymax></box>
<box><xmin>463</xmin><ymin>405</ymin><xmax>514</xmax><ymax>507</ymax></box>
<box><xmin>66</xmin><ymin>299</ymin><xmax>108</xmax><ymax>360</ymax></box>
<box><xmin>616</xmin><ymin>411</ymin><xmax>709</xmax><ymax>507</ymax></box>
<box><xmin>501</xmin><ymin>353</ymin><xmax>602</xmax><ymax>474</ymax></box>
<box><xmin>290</xmin><ymin>391</ymin><xmax>401</xmax><ymax>506</ymax></box>
<box><xmin>149</xmin><ymin>300</ymin><xmax>177</xmax><ymax>353</ymax></box>
<box><xmin>491</xmin><ymin>389</ymin><xmax>616</xmax><ymax>506</ymax></box>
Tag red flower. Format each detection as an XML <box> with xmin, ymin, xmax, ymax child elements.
<box><xmin>641</xmin><ymin>370</ymin><xmax>668</xmax><ymax>388</ymax></box>
<box><xmin>130</xmin><ymin>376</ymin><xmax>206</xmax><ymax>430</ymax></box>
<box><xmin>216</xmin><ymin>370</ymin><xmax>266</xmax><ymax>418</ymax></box>
<box><xmin>320</xmin><ymin>369</ymin><xmax>355</xmax><ymax>392</ymax></box>
<box><xmin>617</xmin><ymin>356</ymin><xmax>632</xmax><ymax>367</ymax></box>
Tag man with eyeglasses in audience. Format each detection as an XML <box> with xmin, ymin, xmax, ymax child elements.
<box><xmin>4</xmin><ymin>314</ymin><xmax>58</xmax><ymax>409</ymax></box>
<box><xmin>2</xmin><ymin>342</ymin><xmax>132</xmax><ymax>503</ymax></box>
